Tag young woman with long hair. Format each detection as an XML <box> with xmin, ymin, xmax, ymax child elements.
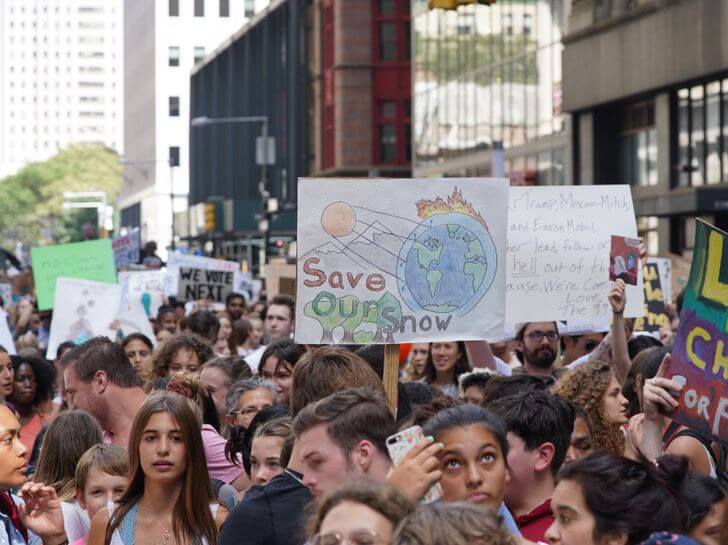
<box><xmin>33</xmin><ymin>410</ymin><xmax>103</xmax><ymax>544</ymax></box>
<box><xmin>87</xmin><ymin>391</ymin><xmax>227</xmax><ymax>545</ymax></box>
<box><xmin>257</xmin><ymin>340</ymin><xmax>307</xmax><ymax>405</ymax></box>
<box><xmin>552</xmin><ymin>360</ymin><xmax>629</xmax><ymax>456</ymax></box>
<box><xmin>214</xmin><ymin>313</ymin><xmax>234</xmax><ymax>356</ymax></box>
<box><xmin>422</xmin><ymin>342</ymin><xmax>472</xmax><ymax>398</ymax></box>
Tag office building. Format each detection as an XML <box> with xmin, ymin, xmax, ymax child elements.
<box><xmin>0</xmin><ymin>0</ymin><xmax>123</xmax><ymax>178</ymax></box>
<box><xmin>121</xmin><ymin>0</ymin><xmax>264</xmax><ymax>257</ymax></box>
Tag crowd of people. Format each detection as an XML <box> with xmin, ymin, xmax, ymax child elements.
<box><xmin>0</xmin><ymin>273</ymin><xmax>726</xmax><ymax>545</ymax></box>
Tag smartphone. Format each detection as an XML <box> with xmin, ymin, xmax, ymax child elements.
<box><xmin>386</xmin><ymin>425</ymin><xmax>443</xmax><ymax>504</ymax></box>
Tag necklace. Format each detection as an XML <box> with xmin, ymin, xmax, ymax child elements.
<box><xmin>153</xmin><ymin>520</ymin><xmax>171</xmax><ymax>545</ymax></box>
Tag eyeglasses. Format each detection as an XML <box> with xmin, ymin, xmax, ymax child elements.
<box><xmin>230</xmin><ymin>405</ymin><xmax>272</xmax><ymax>420</ymax></box>
<box><xmin>312</xmin><ymin>530</ymin><xmax>389</xmax><ymax>545</ymax></box>
<box><xmin>526</xmin><ymin>331</ymin><xmax>559</xmax><ymax>342</ymax></box>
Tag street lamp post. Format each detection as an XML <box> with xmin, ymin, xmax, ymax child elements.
<box><xmin>190</xmin><ymin>115</ymin><xmax>275</xmax><ymax>268</ymax></box>
<box><xmin>119</xmin><ymin>157</ymin><xmax>178</xmax><ymax>250</ymax></box>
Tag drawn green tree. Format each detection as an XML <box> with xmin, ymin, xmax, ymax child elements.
<box><xmin>363</xmin><ymin>301</ymin><xmax>384</xmax><ymax>343</ymax></box>
<box><xmin>339</xmin><ymin>295</ymin><xmax>364</xmax><ymax>344</ymax></box>
<box><xmin>378</xmin><ymin>291</ymin><xmax>403</xmax><ymax>344</ymax></box>
<box><xmin>353</xmin><ymin>330</ymin><xmax>375</xmax><ymax>344</ymax></box>
<box><xmin>304</xmin><ymin>292</ymin><xmax>345</xmax><ymax>344</ymax></box>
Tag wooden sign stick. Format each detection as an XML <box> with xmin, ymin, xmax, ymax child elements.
<box><xmin>383</xmin><ymin>344</ymin><xmax>399</xmax><ymax>414</ymax></box>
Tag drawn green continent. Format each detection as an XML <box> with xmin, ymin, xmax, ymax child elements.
<box><xmin>426</xmin><ymin>270</ymin><xmax>442</xmax><ymax>298</ymax></box>
<box><xmin>463</xmin><ymin>239</ymin><xmax>487</xmax><ymax>292</ymax></box>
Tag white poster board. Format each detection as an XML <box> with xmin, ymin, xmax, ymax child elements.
<box><xmin>166</xmin><ymin>253</ymin><xmax>239</xmax><ymax>296</ymax></box>
<box><xmin>116</xmin><ymin>295</ymin><xmax>157</xmax><ymax>346</ymax></box>
<box><xmin>295</xmin><ymin>178</ymin><xmax>509</xmax><ymax>344</ymax></box>
<box><xmin>46</xmin><ymin>277</ymin><xmax>121</xmax><ymax>359</ymax></box>
<box><xmin>0</xmin><ymin>310</ymin><xmax>16</xmax><ymax>355</ymax></box>
<box><xmin>0</xmin><ymin>283</ymin><xmax>12</xmax><ymax>307</ymax></box>
<box><xmin>506</xmin><ymin>185</ymin><xmax>644</xmax><ymax>322</ymax></box>
<box><xmin>119</xmin><ymin>270</ymin><xmax>172</xmax><ymax>320</ymax></box>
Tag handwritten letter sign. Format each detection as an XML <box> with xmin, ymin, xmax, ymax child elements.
<box><xmin>667</xmin><ymin>220</ymin><xmax>728</xmax><ymax>443</ymax></box>
<box><xmin>31</xmin><ymin>239</ymin><xmax>117</xmax><ymax>311</ymax></box>
<box><xmin>506</xmin><ymin>185</ymin><xmax>643</xmax><ymax>322</ymax></box>
<box><xmin>295</xmin><ymin>178</ymin><xmax>509</xmax><ymax>345</ymax></box>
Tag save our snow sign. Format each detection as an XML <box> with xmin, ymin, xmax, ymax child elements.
<box><xmin>294</xmin><ymin>178</ymin><xmax>510</xmax><ymax>345</ymax></box>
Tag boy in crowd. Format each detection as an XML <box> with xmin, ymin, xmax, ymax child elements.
<box><xmin>73</xmin><ymin>444</ymin><xmax>129</xmax><ymax>545</ymax></box>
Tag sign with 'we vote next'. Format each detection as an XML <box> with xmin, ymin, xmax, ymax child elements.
<box><xmin>178</xmin><ymin>267</ymin><xmax>234</xmax><ymax>303</ymax></box>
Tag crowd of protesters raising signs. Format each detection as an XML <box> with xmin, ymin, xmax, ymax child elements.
<box><xmin>0</xmin><ymin>181</ymin><xmax>727</xmax><ymax>545</ymax></box>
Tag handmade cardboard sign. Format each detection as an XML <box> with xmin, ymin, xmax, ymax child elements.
<box><xmin>667</xmin><ymin>220</ymin><xmax>728</xmax><ymax>443</ymax></box>
<box><xmin>634</xmin><ymin>261</ymin><xmax>670</xmax><ymax>332</ymax></box>
<box><xmin>295</xmin><ymin>178</ymin><xmax>509</xmax><ymax>344</ymax></box>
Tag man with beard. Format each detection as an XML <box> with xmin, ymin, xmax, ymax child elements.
<box><xmin>513</xmin><ymin>322</ymin><xmax>566</xmax><ymax>379</ymax></box>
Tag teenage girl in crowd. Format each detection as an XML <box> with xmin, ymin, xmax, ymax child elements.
<box><xmin>87</xmin><ymin>391</ymin><xmax>227</xmax><ymax>545</ymax></box>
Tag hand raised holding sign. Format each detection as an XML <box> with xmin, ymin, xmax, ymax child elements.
<box><xmin>608</xmin><ymin>279</ymin><xmax>626</xmax><ymax>315</ymax></box>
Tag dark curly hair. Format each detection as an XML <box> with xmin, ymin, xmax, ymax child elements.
<box><xmin>552</xmin><ymin>360</ymin><xmax>624</xmax><ymax>456</ymax></box>
<box><xmin>9</xmin><ymin>354</ymin><xmax>55</xmax><ymax>408</ymax></box>
<box><xmin>147</xmin><ymin>333</ymin><xmax>214</xmax><ymax>387</ymax></box>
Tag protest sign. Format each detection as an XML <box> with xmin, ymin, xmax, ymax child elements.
<box><xmin>609</xmin><ymin>235</ymin><xmax>640</xmax><ymax>285</ymax></box>
<box><xmin>506</xmin><ymin>185</ymin><xmax>643</xmax><ymax>322</ymax></box>
<box><xmin>0</xmin><ymin>283</ymin><xmax>12</xmax><ymax>306</ymax></box>
<box><xmin>235</xmin><ymin>271</ymin><xmax>263</xmax><ymax>303</ymax></box>
<box><xmin>667</xmin><ymin>220</ymin><xmax>728</xmax><ymax>443</ymax></box>
<box><xmin>31</xmin><ymin>239</ymin><xmax>116</xmax><ymax>310</ymax></box>
<box><xmin>46</xmin><ymin>277</ymin><xmax>121</xmax><ymax>359</ymax></box>
<box><xmin>648</xmin><ymin>257</ymin><xmax>672</xmax><ymax>305</ymax></box>
<box><xmin>119</xmin><ymin>270</ymin><xmax>171</xmax><ymax>320</ymax></box>
<box><xmin>0</xmin><ymin>310</ymin><xmax>16</xmax><ymax>355</ymax></box>
<box><xmin>166</xmin><ymin>253</ymin><xmax>239</xmax><ymax>295</ymax></box>
<box><xmin>112</xmin><ymin>228</ymin><xmax>141</xmax><ymax>269</ymax></box>
<box><xmin>178</xmin><ymin>267</ymin><xmax>234</xmax><ymax>303</ymax></box>
<box><xmin>634</xmin><ymin>261</ymin><xmax>670</xmax><ymax>332</ymax></box>
<box><xmin>295</xmin><ymin>178</ymin><xmax>509</xmax><ymax>344</ymax></box>
<box><xmin>115</xmin><ymin>294</ymin><xmax>156</xmax><ymax>345</ymax></box>
<box><xmin>557</xmin><ymin>318</ymin><xmax>611</xmax><ymax>336</ymax></box>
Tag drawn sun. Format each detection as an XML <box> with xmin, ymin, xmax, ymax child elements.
<box><xmin>321</xmin><ymin>201</ymin><xmax>356</xmax><ymax>237</ymax></box>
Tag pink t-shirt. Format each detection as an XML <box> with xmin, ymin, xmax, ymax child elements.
<box><xmin>72</xmin><ymin>538</ymin><xmax>86</xmax><ymax>545</ymax></box>
<box><xmin>201</xmin><ymin>424</ymin><xmax>243</xmax><ymax>484</ymax></box>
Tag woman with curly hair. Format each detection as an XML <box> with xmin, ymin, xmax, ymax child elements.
<box><xmin>8</xmin><ymin>354</ymin><xmax>55</xmax><ymax>450</ymax></box>
<box><xmin>552</xmin><ymin>360</ymin><xmax>629</xmax><ymax>456</ymax></box>
<box><xmin>146</xmin><ymin>333</ymin><xmax>214</xmax><ymax>389</ymax></box>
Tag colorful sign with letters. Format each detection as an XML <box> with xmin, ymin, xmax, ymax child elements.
<box><xmin>295</xmin><ymin>178</ymin><xmax>509</xmax><ymax>344</ymax></box>
<box><xmin>667</xmin><ymin>220</ymin><xmax>728</xmax><ymax>443</ymax></box>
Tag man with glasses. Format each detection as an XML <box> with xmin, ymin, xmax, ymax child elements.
<box><xmin>513</xmin><ymin>322</ymin><xmax>566</xmax><ymax>379</ymax></box>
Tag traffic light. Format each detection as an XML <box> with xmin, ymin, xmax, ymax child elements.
<box><xmin>204</xmin><ymin>203</ymin><xmax>216</xmax><ymax>232</ymax></box>
<box><xmin>428</xmin><ymin>0</ymin><xmax>495</xmax><ymax>8</ymax></box>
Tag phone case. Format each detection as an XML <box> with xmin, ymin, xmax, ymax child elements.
<box><xmin>386</xmin><ymin>425</ymin><xmax>443</xmax><ymax>504</ymax></box>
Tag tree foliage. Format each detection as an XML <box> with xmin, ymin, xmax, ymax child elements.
<box><xmin>0</xmin><ymin>145</ymin><xmax>122</xmax><ymax>248</ymax></box>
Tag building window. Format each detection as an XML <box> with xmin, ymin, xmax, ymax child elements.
<box><xmin>379</xmin><ymin>0</ymin><xmax>395</xmax><ymax>15</ymax></box>
<box><xmin>673</xmin><ymin>78</ymin><xmax>728</xmax><ymax>187</ymax></box>
<box><xmin>194</xmin><ymin>46</ymin><xmax>205</xmax><ymax>64</ymax></box>
<box><xmin>168</xmin><ymin>46</ymin><xmax>180</xmax><ymax>67</ymax></box>
<box><xmin>194</xmin><ymin>0</ymin><xmax>204</xmax><ymax>17</ymax></box>
<box><xmin>380</xmin><ymin>124</ymin><xmax>398</xmax><ymax>162</ymax></box>
<box><xmin>379</xmin><ymin>23</ymin><xmax>397</xmax><ymax>61</ymax></box>
<box><xmin>169</xmin><ymin>96</ymin><xmax>180</xmax><ymax>116</ymax></box>
<box><xmin>169</xmin><ymin>146</ymin><xmax>180</xmax><ymax>167</ymax></box>
<box><xmin>169</xmin><ymin>0</ymin><xmax>179</xmax><ymax>16</ymax></box>
<box><xmin>638</xmin><ymin>216</ymin><xmax>660</xmax><ymax>256</ymax></box>
<box><xmin>219</xmin><ymin>0</ymin><xmax>229</xmax><ymax>17</ymax></box>
<box><xmin>618</xmin><ymin>101</ymin><xmax>657</xmax><ymax>187</ymax></box>
<box><xmin>245</xmin><ymin>0</ymin><xmax>255</xmax><ymax>17</ymax></box>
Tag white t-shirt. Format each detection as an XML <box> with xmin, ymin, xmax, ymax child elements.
<box><xmin>61</xmin><ymin>500</ymin><xmax>90</xmax><ymax>543</ymax></box>
<box><xmin>244</xmin><ymin>345</ymin><xmax>267</xmax><ymax>373</ymax></box>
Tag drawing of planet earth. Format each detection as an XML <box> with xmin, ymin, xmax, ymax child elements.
<box><xmin>397</xmin><ymin>212</ymin><xmax>497</xmax><ymax>317</ymax></box>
